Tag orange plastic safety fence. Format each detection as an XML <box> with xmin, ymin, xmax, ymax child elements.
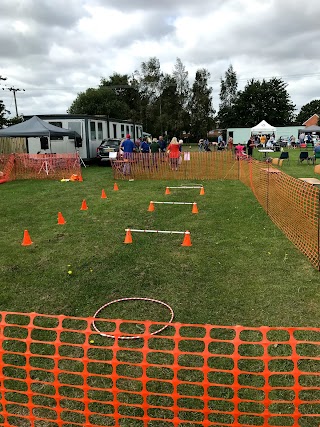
<box><xmin>111</xmin><ymin>151</ymin><xmax>238</xmax><ymax>181</ymax></box>
<box><xmin>5</xmin><ymin>153</ymin><xmax>82</xmax><ymax>181</ymax></box>
<box><xmin>240</xmin><ymin>160</ymin><xmax>320</xmax><ymax>269</ymax></box>
<box><xmin>1</xmin><ymin>311</ymin><xmax>320</xmax><ymax>427</ymax></box>
<box><xmin>0</xmin><ymin>154</ymin><xmax>15</xmax><ymax>181</ymax></box>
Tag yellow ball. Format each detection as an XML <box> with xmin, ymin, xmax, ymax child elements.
<box><xmin>68</xmin><ymin>270</ymin><xmax>72</xmax><ymax>275</ymax></box>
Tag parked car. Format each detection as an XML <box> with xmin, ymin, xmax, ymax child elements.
<box><xmin>96</xmin><ymin>139</ymin><xmax>121</xmax><ymax>163</ymax></box>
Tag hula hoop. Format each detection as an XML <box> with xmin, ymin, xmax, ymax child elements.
<box><xmin>92</xmin><ymin>297</ymin><xmax>174</xmax><ymax>339</ymax></box>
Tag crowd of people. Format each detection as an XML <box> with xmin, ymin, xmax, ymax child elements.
<box><xmin>119</xmin><ymin>134</ymin><xmax>185</xmax><ymax>173</ymax></box>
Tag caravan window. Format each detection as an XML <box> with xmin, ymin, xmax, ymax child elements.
<box><xmin>68</xmin><ymin>122</ymin><xmax>82</xmax><ymax>140</ymax></box>
<box><xmin>49</xmin><ymin>122</ymin><xmax>63</xmax><ymax>140</ymax></box>
<box><xmin>97</xmin><ymin>122</ymin><xmax>103</xmax><ymax>140</ymax></box>
<box><xmin>121</xmin><ymin>124</ymin><xmax>125</xmax><ymax>138</ymax></box>
<box><xmin>90</xmin><ymin>122</ymin><xmax>96</xmax><ymax>140</ymax></box>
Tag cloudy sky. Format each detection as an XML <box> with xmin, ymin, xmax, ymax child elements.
<box><xmin>1</xmin><ymin>0</ymin><xmax>320</xmax><ymax>119</ymax></box>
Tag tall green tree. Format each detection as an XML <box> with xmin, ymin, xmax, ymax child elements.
<box><xmin>295</xmin><ymin>100</ymin><xmax>320</xmax><ymax>125</ymax></box>
<box><xmin>233</xmin><ymin>78</ymin><xmax>295</xmax><ymax>127</ymax></box>
<box><xmin>134</xmin><ymin>57</ymin><xmax>164</xmax><ymax>133</ymax></box>
<box><xmin>218</xmin><ymin>65</ymin><xmax>238</xmax><ymax>128</ymax></box>
<box><xmin>0</xmin><ymin>99</ymin><xmax>9</xmax><ymax>128</ymax></box>
<box><xmin>172</xmin><ymin>58</ymin><xmax>190</xmax><ymax>136</ymax></box>
<box><xmin>189</xmin><ymin>69</ymin><xmax>215</xmax><ymax>140</ymax></box>
<box><xmin>68</xmin><ymin>74</ymin><xmax>138</xmax><ymax>120</ymax></box>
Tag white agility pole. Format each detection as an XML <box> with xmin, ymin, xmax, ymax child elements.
<box><xmin>167</xmin><ymin>186</ymin><xmax>203</xmax><ymax>189</ymax></box>
<box><xmin>124</xmin><ymin>229</ymin><xmax>192</xmax><ymax>246</ymax></box>
<box><xmin>127</xmin><ymin>228</ymin><xmax>185</xmax><ymax>234</ymax></box>
<box><xmin>152</xmin><ymin>201</ymin><xmax>194</xmax><ymax>205</ymax></box>
<box><xmin>148</xmin><ymin>200</ymin><xmax>199</xmax><ymax>213</ymax></box>
<box><xmin>165</xmin><ymin>186</ymin><xmax>205</xmax><ymax>195</ymax></box>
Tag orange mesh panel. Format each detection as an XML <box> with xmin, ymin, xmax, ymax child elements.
<box><xmin>0</xmin><ymin>154</ymin><xmax>15</xmax><ymax>181</ymax></box>
<box><xmin>10</xmin><ymin>153</ymin><xmax>82</xmax><ymax>181</ymax></box>
<box><xmin>240</xmin><ymin>160</ymin><xmax>320</xmax><ymax>269</ymax></box>
<box><xmin>1</xmin><ymin>312</ymin><xmax>320</xmax><ymax>427</ymax></box>
<box><xmin>111</xmin><ymin>152</ymin><xmax>239</xmax><ymax>181</ymax></box>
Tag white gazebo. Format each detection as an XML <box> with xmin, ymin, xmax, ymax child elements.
<box><xmin>251</xmin><ymin>120</ymin><xmax>276</xmax><ymax>134</ymax></box>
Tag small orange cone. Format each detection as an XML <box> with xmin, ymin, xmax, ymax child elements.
<box><xmin>78</xmin><ymin>175</ymin><xmax>83</xmax><ymax>182</ymax></box>
<box><xmin>21</xmin><ymin>229</ymin><xmax>33</xmax><ymax>246</ymax></box>
<box><xmin>165</xmin><ymin>187</ymin><xmax>170</xmax><ymax>195</ymax></box>
<box><xmin>124</xmin><ymin>229</ymin><xmax>133</xmax><ymax>244</ymax></box>
<box><xmin>114</xmin><ymin>183</ymin><xmax>119</xmax><ymax>191</ymax></box>
<box><xmin>148</xmin><ymin>201</ymin><xmax>155</xmax><ymax>212</ymax></box>
<box><xmin>58</xmin><ymin>212</ymin><xmax>66</xmax><ymax>224</ymax></box>
<box><xmin>80</xmin><ymin>199</ymin><xmax>88</xmax><ymax>210</ymax></box>
<box><xmin>192</xmin><ymin>203</ymin><xmax>199</xmax><ymax>214</ymax></box>
<box><xmin>200</xmin><ymin>186</ymin><xmax>205</xmax><ymax>195</ymax></box>
<box><xmin>101</xmin><ymin>189</ymin><xmax>107</xmax><ymax>199</ymax></box>
<box><xmin>181</xmin><ymin>230</ymin><xmax>192</xmax><ymax>247</ymax></box>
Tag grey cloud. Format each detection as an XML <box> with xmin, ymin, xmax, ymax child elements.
<box><xmin>0</xmin><ymin>0</ymin><xmax>88</xmax><ymax>27</ymax></box>
<box><xmin>92</xmin><ymin>0</ymin><xmax>225</xmax><ymax>14</ymax></box>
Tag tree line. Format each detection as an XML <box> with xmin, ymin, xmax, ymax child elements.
<box><xmin>1</xmin><ymin>62</ymin><xmax>320</xmax><ymax>137</ymax></box>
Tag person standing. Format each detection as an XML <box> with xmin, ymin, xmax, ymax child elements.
<box><xmin>167</xmin><ymin>137</ymin><xmax>181</xmax><ymax>170</ymax></box>
<box><xmin>260</xmin><ymin>134</ymin><xmax>266</xmax><ymax>148</ymax></box>
<box><xmin>158</xmin><ymin>135</ymin><xmax>167</xmax><ymax>152</ymax></box>
<box><xmin>247</xmin><ymin>137</ymin><xmax>255</xmax><ymax>157</ymax></box>
<box><xmin>120</xmin><ymin>134</ymin><xmax>135</xmax><ymax>175</ymax></box>
<box><xmin>150</xmin><ymin>138</ymin><xmax>160</xmax><ymax>169</ymax></box>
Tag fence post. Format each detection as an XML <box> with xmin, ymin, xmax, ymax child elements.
<box><xmin>318</xmin><ymin>192</ymin><xmax>320</xmax><ymax>270</ymax></box>
<box><xmin>266</xmin><ymin>161</ymin><xmax>270</xmax><ymax>215</ymax></box>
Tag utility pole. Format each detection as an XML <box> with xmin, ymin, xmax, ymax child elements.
<box><xmin>0</xmin><ymin>86</ymin><xmax>25</xmax><ymax>117</ymax></box>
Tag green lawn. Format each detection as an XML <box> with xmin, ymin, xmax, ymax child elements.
<box><xmin>1</xmin><ymin>159</ymin><xmax>320</xmax><ymax>328</ymax></box>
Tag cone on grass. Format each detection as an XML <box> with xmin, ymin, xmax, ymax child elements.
<box><xmin>21</xmin><ymin>229</ymin><xmax>33</xmax><ymax>246</ymax></box>
<box><xmin>101</xmin><ymin>189</ymin><xmax>107</xmax><ymax>199</ymax></box>
<box><xmin>58</xmin><ymin>212</ymin><xmax>66</xmax><ymax>224</ymax></box>
<box><xmin>181</xmin><ymin>230</ymin><xmax>192</xmax><ymax>247</ymax></box>
<box><xmin>192</xmin><ymin>202</ymin><xmax>199</xmax><ymax>214</ymax></box>
<box><xmin>165</xmin><ymin>187</ymin><xmax>170</xmax><ymax>195</ymax></box>
<box><xmin>124</xmin><ymin>229</ymin><xmax>133</xmax><ymax>244</ymax></box>
<box><xmin>148</xmin><ymin>201</ymin><xmax>155</xmax><ymax>212</ymax></box>
<box><xmin>200</xmin><ymin>186</ymin><xmax>205</xmax><ymax>195</ymax></box>
<box><xmin>114</xmin><ymin>182</ymin><xmax>119</xmax><ymax>191</ymax></box>
<box><xmin>78</xmin><ymin>175</ymin><xmax>83</xmax><ymax>182</ymax></box>
<box><xmin>80</xmin><ymin>199</ymin><xmax>88</xmax><ymax>210</ymax></box>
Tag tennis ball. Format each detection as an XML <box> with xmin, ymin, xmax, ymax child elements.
<box><xmin>68</xmin><ymin>270</ymin><xmax>72</xmax><ymax>275</ymax></box>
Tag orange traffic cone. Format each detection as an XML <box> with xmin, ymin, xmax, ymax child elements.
<box><xmin>181</xmin><ymin>230</ymin><xmax>192</xmax><ymax>247</ymax></box>
<box><xmin>200</xmin><ymin>186</ymin><xmax>205</xmax><ymax>195</ymax></box>
<box><xmin>21</xmin><ymin>229</ymin><xmax>33</xmax><ymax>246</ymax></box>
<box><xmin>124</xmin><ymin>229</ymin><xmax>133</xmax><ymax>244</ymax></box>
<box><xmin>80</xmin><ymin>199</ymin><xmax>88</xmax><ymax>210</ymax></box>
<box><xmin>58</xmin><ymin>212</ymin><xmax>66</xmax><ymax>224</ymax></box>
<box><xmin>148</xmin><ymin>201</ymin><xmax>155</xmax><ymax>212</ymax></box>
<box><xmin>101</xmin><ymin>189</ymin><xmax>107</xmax><ymax>199</ymax></box>
<box><xmin>192</xmin><ymin>202</ymin><xmax>199</xmax><ymax>214</ymax></box>
<box><xmin>114</xmin><ymin>183</ymin><xmax>119</xmax><ymax>191</ymax></box>
<box><xmin>165</xmin><ymin>187</ymin><xmax>170</xmax><ymax>195</ymax></box>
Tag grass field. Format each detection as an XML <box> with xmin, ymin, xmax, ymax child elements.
<box><xmin>1</xmin><ymin>150</ymin><xmax>320</xmax><ymax>328</ymax></box>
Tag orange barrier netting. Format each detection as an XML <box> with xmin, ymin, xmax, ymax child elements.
<box><xmin>111</xmin><ymin>151</ymin><xmax>238</xmax><ymax>181</ymax></box>
<box><xmin>239</xmin><ymin>160</ymin><xmax>320</xmax><ymax>270</ymax></box>
<box><xmin>0</xmin><ymin>312</ymin><xmax>320</xmax><ymax>427</ymax></box>
<box><xmin>1</xmin><ymin>153</ymin><xmax>82</xmax><ymax>181</ymax></box>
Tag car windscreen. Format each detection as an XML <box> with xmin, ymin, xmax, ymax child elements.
<box><xmin>101</xmin><ymin>140</ymin><xmax>120</xmax><ymax>148</ymax></box>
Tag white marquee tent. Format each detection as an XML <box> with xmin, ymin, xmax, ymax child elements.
<box><xmin>251</xmin><ymin>120</ymin><xmax>276</xmax><ymax>134</ymax></box>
